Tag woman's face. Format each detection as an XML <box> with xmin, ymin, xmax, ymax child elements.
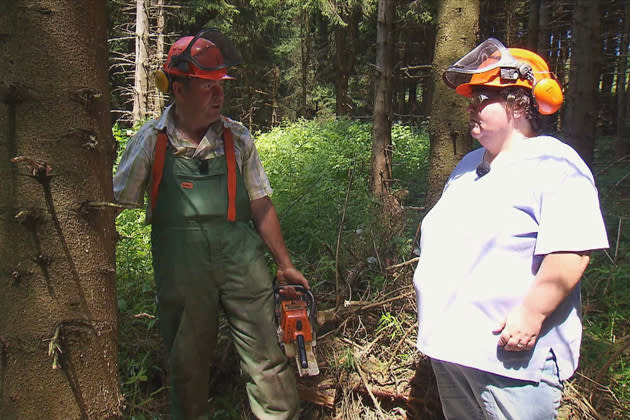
<box><xmin>467</xmin><ymin>88</ymin><xmax>512</xmax><ymax>149</ymax></box>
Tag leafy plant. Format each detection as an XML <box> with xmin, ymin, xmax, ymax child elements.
<box><xmin>375</xmin><ymin>311</ymin><xmax>404</xmax><ymax>339</ymax></box>
<box><xmin>256</xmin><ymin>117</ymin><xmax>429</xmax><ymax>289</ymax></box>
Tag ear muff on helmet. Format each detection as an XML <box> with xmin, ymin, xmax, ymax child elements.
<box><xmin>155</xmin><ymin>51</ymin><xmax>195</xmax><ymax>94</ymax></box>
<box><xmin>531</xmin><ymin>77</ymin><xmax>563</xmax><ymax>115</ymax></box>
<box><xmin>507</xmin><ymin>62</ymin><xmax>563</xmax><ymax>115</ymax></box>
<box><xmin>155</xmin><ymin>68</ymin><xmax>172</xmax><ymax>94</ymax></box>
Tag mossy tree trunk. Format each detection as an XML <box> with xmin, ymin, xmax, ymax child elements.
<box><xmin>0</xmin><ymin>1</ymin><xmax>122</xmax><ymax>419</ymax></box>
<box><xmin>425</xmin><ymin>0</ymin><xmax>479</xmax><ymax>209</ymax></box>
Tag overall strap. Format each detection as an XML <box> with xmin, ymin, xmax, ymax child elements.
<box><xmin>151</xmin><ymin>124</ymin><xmax>239</xmax><ymax>222</ymax></box>
<box><xmin>223</xmin><ymin>126</ymin><xmax>237</xmax><ymax>222</ymax></box>
<box><xmin>151</xmin><ymin>129</ymin><xmax>169</xmax><ymax>211</ymax></box>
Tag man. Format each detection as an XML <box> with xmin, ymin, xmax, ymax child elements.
<box><xmin>114</xmin><ymin>29</ymin><xmax>307</xmax><ymax>420</ymax></box>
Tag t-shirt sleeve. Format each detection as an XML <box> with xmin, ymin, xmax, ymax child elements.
<box><xmin>234</xmin><ymin>124</ymin><xmax>273</xmax><ymax>200</ymax></box>
<box><xmin>113</xmin><ymin>124</ymin><xmax>155</xmax><ymax>207</ymax></box>
<box><xmin>535</xmin><ymin>159</ymin><xmax>609</xmax><ymax>255</ymax></box>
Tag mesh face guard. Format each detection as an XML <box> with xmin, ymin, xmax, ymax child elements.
<box><xmin>166</xmin><ymin>28</ymin><xmax>242</xmax><ymax>80</ymax></box>
<box><xmin>443</xmin><ymin>38</ymin><xmax>520</xmax><ymax>89</ymax></box>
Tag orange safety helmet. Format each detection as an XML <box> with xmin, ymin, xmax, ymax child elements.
<box><xmin>155</xmin><ymin>28</ymin><xmax>241</xmax><ymax>93</ymax></box>
<box><xmin>443</xmin><ymin>38</ymin><xmax>563</xmax><ymax>115</ymax></box>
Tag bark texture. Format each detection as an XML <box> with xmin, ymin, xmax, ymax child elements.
<box><xmin>425</xmin><ymin>0</ymin><xmax>479</xmax><ymax>209</ymax></box>
<box><xmin>0</xmin><ymin>1</ymin><xmax>122</xmax><ymax>419</ymax></box>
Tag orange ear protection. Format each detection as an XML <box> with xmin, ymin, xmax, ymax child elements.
<box><xmin>155</xmin><ymin>68</ymin><xmax>172</xmax><ymax>94</ymax></box>
<box><xmin>155</xmin><ymin>59</ymin><xmax>191</xmax><ymax>94</ymax></box>
<box><xmin>530</xmin><ymin>78</ymin><xmax>563</xmax><ymax>115</ymax></box>
<box><xmin>506</xmin><ymin>52</ymin><xmax>563</xmax><ymax>115</ymax></box>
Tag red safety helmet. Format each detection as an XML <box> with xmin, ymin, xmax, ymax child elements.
<box><xmin>155</xmin><ymin>28</ymin><xmax>241</xmax><ymax>93</ymax></box>
<box><xmin>443</xmin><ymin>38</ymin><xmax>563</xmax><ymax>115</ymax></box>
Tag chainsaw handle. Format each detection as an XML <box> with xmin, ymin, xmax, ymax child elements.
<box><xmin>274</xmin><ymin>284</ymin><xmax>316</xmax><ymax>326</ymax></box>
<box><xmin>274</xmin><ymin>284</ymin><xmax>310</xmax><ymax>295</ymax></box>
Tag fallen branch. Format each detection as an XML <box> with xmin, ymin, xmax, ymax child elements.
<box><xmin>355</xmin><ymin>357</ymin><xmax>387</xmax><ymax>420</ymax></box>
<box><xmin>385</xmin><ymin>257</ymin><xmax>419</xmax><ymax>270</ymax></box>
<box><xmin>344</xmin><ymin>290</ymin><xmax>415</xmax><ymax>312</ymax></box>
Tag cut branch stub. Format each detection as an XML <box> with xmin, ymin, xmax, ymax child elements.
<box><xmin>1</xmin><ymin>83</ymin><xmax>24</xmax><ymax>105</ymax></box>
<box><xmin>9</xmin><ymin>269</ymin><xmax>22</xmax><ymax>285</ymax></box>
<box><xmin>61</xmin><ymin>128</ymin><xmax>98</xmax><ymax>150</ymax></box>
<box><xmin>70</xmin><ymin>87</ymin><xmax>103</xmax><ymax>109</ymax></box>
<box><xmin>14</xmin><ymin>208</ymin><xmax>46</xmax><ymax>228</ymax></box>
<box><xmin>10</xmin><ymin>156</ymin><xmax>54</xmax><ymax>186</ymax></box>
<box><xmin>33</xmin><ymin>253</ymin><xmax>52</xmax><ymax>268</ymax></box>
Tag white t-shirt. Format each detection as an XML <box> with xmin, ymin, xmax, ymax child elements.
<box><xmin>413</xmin><ymin>135</ymin><xmax>609</xmax><ymax>382</ymax></box>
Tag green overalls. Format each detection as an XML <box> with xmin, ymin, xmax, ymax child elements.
<box><xmin>150</xmin><ymin>128</ymin><xmax>299</xmax><ymax>420</ymax></box>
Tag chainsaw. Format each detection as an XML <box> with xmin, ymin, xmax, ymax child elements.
<box><xmin>274</xmin><ymin>284</ymin><xmax>320</xmax><ymax>377</ymax></box>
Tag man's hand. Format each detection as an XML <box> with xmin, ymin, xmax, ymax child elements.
<box><xmin>493</xmin><ymin>304</ymin><xmax>545</xmax><ymax>351</ymax></box>
<box><xmin>276</xmin><ymin>266</ymin><xmax>310</xmax><ymax>290</ymax></box>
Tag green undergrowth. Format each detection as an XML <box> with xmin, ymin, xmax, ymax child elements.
<box><xmin>576</xmin><ymin>136</ymin><xmax>630</xmax><ymax>418</ymax></box>
<box><xmin>255</xmin><ymin>117</ymin><xmax>429</xmax><ymax>289</ymax></box>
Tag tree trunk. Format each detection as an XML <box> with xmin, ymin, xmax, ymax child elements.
<box><xmin>425</xmin><ymin>0</ymin><xmax>479</xmax><ymax>209</ymax></box>
<box><xmin>151</xmin><ymin>0</ymin><xmax>166</xmax><ymax>118</ymax></box>
<box><xmin>133</xmin><ymin>0</ymin><xmax>150</xmax><ymax>124</ymax></box>
<box><xmin>0</xmin><ymin>1</ymin><xmax>122</xmax><ymax>419</ymax></box>
<box><xmin>271</xmin><ymin>65</ymin><xmax>280</xmax><ymax>126</ymax></box>
<box><xmin>335</xmin><ymin>2</ymin><xmax>361</xmax><ymax>117</ymax></box>
<box><xmin>563</xmin><ymin>0</ymin><xmax>601</xmax><ymax>164</ymax></box>
<box><xmin>616</xmin><ymin>0</ymin><xmax>630</xmax><ymax>155</ymax></box>
<box><xmin>371</xmin><ymin>0</ymin><xmax>395</xmax><ymax>197</ymax></box>
<box><xmin>301</xmin><ymin>7</ymin><xmax>311</xmax><ymax>117</ymax></box>
<box><xmin>537</xmin><ymin>0</ymin><xmax>552</xmax><ymax>59</ymax></box>
<box><xmin>528</xmin><ymin>0</ymin><xmax>540</xmax><ymax>50</ymax></box>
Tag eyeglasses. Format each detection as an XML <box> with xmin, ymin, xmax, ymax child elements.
<box><xmin>470</xmin><ymin>91</ymin><xmax>503</xmax><ymax>107</ymax></box>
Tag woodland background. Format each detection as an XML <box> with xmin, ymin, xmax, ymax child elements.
<box><xmin>1</xmin><ymin>0</ymin><xmax>629</xmax><ymax>419</ymax></box>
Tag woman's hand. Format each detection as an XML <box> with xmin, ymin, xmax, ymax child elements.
<box><xmin>493</xmin><ymin>304</ymin><xmax>545</xmax><ymax>351</ymax></box>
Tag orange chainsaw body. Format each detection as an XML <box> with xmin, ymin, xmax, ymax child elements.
<box><xmin>275</xmin><ymin>285</ymin><xmax>319</xmax><ymax>376</ymax></box>
<box><xmin>279</xmin><ymin>299</ymin><xmax>313</xmax><ymax>343</ymax></box>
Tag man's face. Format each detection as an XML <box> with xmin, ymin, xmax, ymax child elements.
<box><xmin>174</xmin><ymin>77</ymin><xmax>225</xmax><ymax>123</ymax></box>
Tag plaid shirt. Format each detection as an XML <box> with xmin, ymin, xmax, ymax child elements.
<box><xmin>114</xmin><ymin>104</ymin><xmax>273</xmax><ymax>216</ymax></box>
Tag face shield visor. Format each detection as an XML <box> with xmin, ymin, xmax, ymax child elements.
<box><xmin>442</xmin><ymin>38</ymin><xmax>522</xmax><ymax>90</ymax></box>
<box><xmin>442</xmin><ymin>38</ymin><xmax>563</xmax><ymax>114</ymax></box>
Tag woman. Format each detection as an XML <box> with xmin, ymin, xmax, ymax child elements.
<box><xmin>413</xmin><ymin>39</ymin><xmax>609</xmax><ymax>420</ymax></box>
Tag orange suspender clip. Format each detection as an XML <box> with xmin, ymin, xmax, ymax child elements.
<box><xmin>150</xmin><ymin>126</ymin><xmax>238</xmax><ymax>222</ymax></box>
